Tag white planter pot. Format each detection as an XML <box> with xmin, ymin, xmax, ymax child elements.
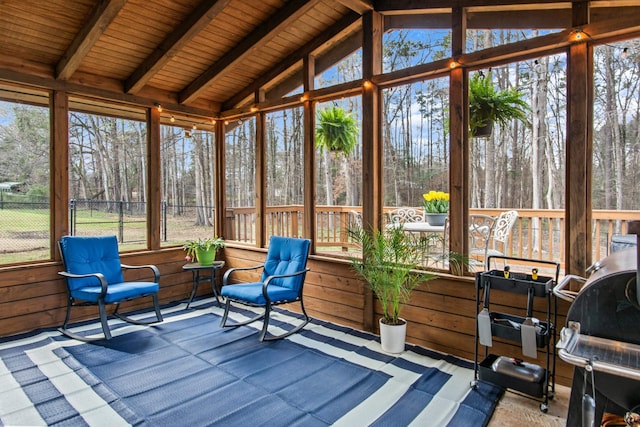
<box><xmin>379</xmin><ymin>318</ymin><xmax>407</xmax><ymax>353</ymax></box>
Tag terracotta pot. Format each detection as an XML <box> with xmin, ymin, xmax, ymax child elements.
<box><xmin>379</xmin><ymin>318</ymin><xmax>407</xmax><ymax>353</ymax></box>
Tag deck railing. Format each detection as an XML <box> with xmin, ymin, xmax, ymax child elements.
<box><xmin>225</xmin><ymin>206</ymin><xmax>640</xmax><ymax>268</ymax></box>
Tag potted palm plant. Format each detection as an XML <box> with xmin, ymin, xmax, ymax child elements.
<box><xmin>348</xmin><ymin>225</ymin><xmax>435</xmax><ymax>353</ymax></box>
<box><xmin>469</xmin><ymin>72</ymin><xmax>530</xmax><ymax>137</ymax></box>
<box><xmin>183</xmin><ymin>237</ymin><xmax>225</xmax><ymax>265</ymax></box>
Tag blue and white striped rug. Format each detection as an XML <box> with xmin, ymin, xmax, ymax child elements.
<box><xmin>0</xmin><ymin>298</ymin><xmax>502</xmax><ymax>426</ymax></box>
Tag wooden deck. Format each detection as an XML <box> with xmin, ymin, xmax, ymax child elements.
<box><xmin>489</xmin><ymin>384</ymin><xmax>570</xmax><ymax>427</ymax></box>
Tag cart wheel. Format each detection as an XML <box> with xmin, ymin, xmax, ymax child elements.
<box><xmin>470</xmin><ymin>380</ymin><xmax>478</xmax><ymax>390</ymax></box>
<box><xmin>540</xmin><ymin>403</ymin><xmax>548</xmax><ymax>413</ymax></box>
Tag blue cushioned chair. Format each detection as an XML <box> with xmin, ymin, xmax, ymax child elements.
<box><xmin>220</xmin><ymin>236</ymin><xmax>311</xmax><ymax>341</ymax></box>
<box><xmin>58</xmin><ymin>235</ymin><xmax>163</xmax><ymax>341</ymax></box>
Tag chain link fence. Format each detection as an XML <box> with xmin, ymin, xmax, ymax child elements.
<box><xmin>0</xmin><ymin>198</ymin><xmax>216</xmax><ymax>264</ymax></box>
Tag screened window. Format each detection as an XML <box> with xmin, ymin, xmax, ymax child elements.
<box><xmin>0</xmin><ymin>88</ymin><xmax>50</xmax><ymax>264</ymax></box>
<box><xmin>468</xmin><ymin>54</ymin><xmax>567</xmax><ymax>273</ymax></box>
<box><xmin>592</xmin><ymin>38</ymin><xmax>640</xmax><ymax>260</ymax></box>
<box><xmin>383</xmin><ymin>29</ymin><xmax>451</xmax><ymax>73</ymax></box>
<box><xmin>315</xmin><ymin>49</ymin><xmax>362</xmax><ymax>89</ymax></box>
<box><xmin>382</xmin><ymin>76</ymin><xmax>450</xmax><ymax>268</ymax></box>
<box><xmin>315</xmin><ymin>97</ymin><xmax>363</xmax><ymax>258</ymax></box>
<box><xmin>225</xmin><ymin>118</ymin><xmax>257</xmax><ymax>244</ymax></box>
<box><xmin>160</xmin><ymin>121</ymin><xmax>216</xmax><ymax>247</ymax></box>
<box><xmin>265</xmin><ymin>107</ymin><xmax>304</xmax><ymax>241</ymax></box>
<box><xmin>68</xmin><ymin>99</ymin><xmax>147</xmax><ymax>250</ymax></box>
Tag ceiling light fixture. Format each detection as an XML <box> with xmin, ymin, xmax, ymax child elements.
<box><xmin>154</xmin><ymin>103</ymin><xmax>162</xmax><ymax>112</ymax></box>
<box><xmin>170</xmin><ymin>116</ymin><xmax>175</xmax><ymax>123</ymax></box>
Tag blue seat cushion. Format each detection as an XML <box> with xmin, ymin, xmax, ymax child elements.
<box><xmin>71</xmin><ymin>281</ymin><xmax>160</xmax><ymax>304</ymax></box>
<box><xmin>221</xmin><ymin>283</ymin><xmax>298</xmax><ymax>305</ymax></box>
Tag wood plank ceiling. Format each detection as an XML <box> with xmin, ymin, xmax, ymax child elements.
<box><xmin>0</xmin><ymin>0</ymin><xmax>364</xmax><ymax>116</ymax></box>
<box><xmin>0</xmin><ymin>0</ymin><xmax>637</xmax><ymax>120</ymax></box>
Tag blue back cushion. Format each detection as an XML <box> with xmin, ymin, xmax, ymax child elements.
<box><xmin>262</xmin><ymin>236</ymin><xmax>310</xmax><ymax>291</ymax></box>
<box><xmin>60</xmin><ymin>235</ymin><xmax>124</xmax><ymax>290</ymax></box>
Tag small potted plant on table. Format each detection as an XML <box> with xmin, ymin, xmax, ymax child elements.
<box><xmin>183</xmin><ymin>237</ymin><xmax>225</xmax><ymax>265</ymax></box>
<box><xmin>422</xmin><ymin>190</ymin><xmax>449</xmax><ymax>226</ymax></box>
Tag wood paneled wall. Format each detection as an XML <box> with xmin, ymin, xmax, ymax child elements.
<box><xmin>223</xmin><ymin>246</ymin><xmax>574</xmax><ymax>387</ymax></box>
<box><xmin>0</xmin><ymin>244</ymin><xmax>573</xmax><ymax>386</ymax></box>
<box><xmin>0</xmin><ymin>248</ymin><xmax>195</xmax><ymax>337</ymax></box>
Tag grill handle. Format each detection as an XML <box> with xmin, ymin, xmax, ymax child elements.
<box><xmin>553</xmin><ymin>274</ymin><xmax>586</xmax><ymax>302</ymax></box>
<box><xmin>557</xmin><ymin>324</ymin><xmax>640</xmax><ymax>381</ymax></box>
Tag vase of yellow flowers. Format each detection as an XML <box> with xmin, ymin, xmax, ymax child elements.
<box><xmin>423</xmin><ymin>191</ymin><xmax>449</xmax><ymax>226</ymax></box>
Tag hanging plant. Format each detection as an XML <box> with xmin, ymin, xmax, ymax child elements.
<box><xmin>315</xmin><ymin>105</ymin><xmax>359</xmax><ymax>155</ymax></box>
<box><xmin>469</xmin><ymin>72</ymin><xmax>530</xmax><ymax>137</ymax></box>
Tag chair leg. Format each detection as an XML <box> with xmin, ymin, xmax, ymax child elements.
<box><xmin>220</xmin><ymin>298</ymin><xmax>232</xmax><ymax>327</ymax></box>
<box><xmin>61</xmin><ymin>298</ymin><xmax>72</xmax><ymax>331</ymax></box>
<box><xmin>98</xmin><ymin>301</ymin><xmax>112</xmax><ymax>340</ymax></box>
<box><xmin>113</xmin><ymin>295</ymin><xmax>164</xmax><ymax>325</ymax></box>
<box><xmin>220</xmin><ymin>299</ymin><xmax>265</xmax><ymax>329</ymax></box>
<box><xmin>152</xmin><ymin>294</ymin><xmax>163</xmax><ymax>323</ymax></box>
<box><xmin>58</xmin><ymin>297</ymin><xmax>112</xmax><ymax>342</ymax></box>
<box><xmin>258</xmin><ymin>304</ymin><xmax>272</xmax><ymax>342</ymax></box>
<box><xmin>261</xmin><ymin>299</ymin><xmax>311</xmax><ymax>342</ymax></box>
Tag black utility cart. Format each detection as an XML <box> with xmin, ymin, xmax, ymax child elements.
<box><xmin>471</xmin><ymin>255</ymin><xmax>560</xmax><ymax>413</ymax></box>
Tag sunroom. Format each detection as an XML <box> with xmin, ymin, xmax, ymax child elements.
<box><xmin>1</xmin><ymin>1</ymin><xmax>640</xmax><ymax>425</ymax></box>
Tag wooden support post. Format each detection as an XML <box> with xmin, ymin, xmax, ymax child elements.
<box><xmin>361</xmin><ymin>10</ymin><xmax>383</xmax><ymax>332</ymax></box>
<box><xmin>303</xmin><ymin>54</ymin><xmax>316</xmax><ymax>250</ymax></box>
<box><xmin>450</xmin><ymin>7</ymin><xmax>468</xmax><ymax>265</ymax></box>
<box><xmin>51</xmin><ymin>91</ymin><xmax>69</xmax><ymax>259</ymax></box>
<box><xmin>214</xmin><ymin>120</ymin><xmax>226</xmax><ymax>240</ymax></box>
<box><xmin>147</xmin><ymin>106</ymin><xmax>161</xmax><ymax>250</ymax></box>
<box><xmin>565</xmin><ymin>1</ymin><xmax>592</xmax><ymax>275</ymax></box>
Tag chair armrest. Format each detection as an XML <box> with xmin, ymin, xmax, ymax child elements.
<box><xmin>121</xmin><ymin>264</ymin><xmax>160</xmax><ymax>283</ymax></box>
<box><xmin>262</xmin><ymin>268</ymin><xmax>310</xmax><ymax>292</ymax></box>
<box><xmin>222</xmin><ymin>264</ymin><xmax>265</xmax><ymax>286</ymax></box>
<box><xmin>58</xmin><ymin>271</ymin><xmax>108</xmax><ymax>296</ymax></box>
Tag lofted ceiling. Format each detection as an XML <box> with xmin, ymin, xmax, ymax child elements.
<box><xmin>0</xmin><ymin>0</ymin><xmax>637</xmax><ymax>120</ymax></box>
<box><xmin>0</xmin><ymin>0</ymin><xmax>367</xmax><ymax>116</ymax></box>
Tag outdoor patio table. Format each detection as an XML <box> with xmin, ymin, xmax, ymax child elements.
<box><xmin>182</xmin><ymin>261</ymin><xmax>225</xmax><ymax>308</ymax></box>
<box><xmin>400</xmin><ymin>222</ymin><xmax>445</xmax><ymax>233</ymax></box>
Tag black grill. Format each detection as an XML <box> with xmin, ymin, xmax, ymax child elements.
<box><xmin>555</xmin><ymin>230</ymin><xmax>640</xmax><ymax>426</ymax></box>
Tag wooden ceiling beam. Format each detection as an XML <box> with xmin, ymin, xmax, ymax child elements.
<box><xmin>179</xmin><ymin>0</ymin><xmax>321</xmax><ymax>105</ymax></box>
<box><xmin>382</xmin><ymin>6</ymin><xmax>634</xmax><ymax>30</ymax></box>
<box><xmin>0</xmin><ymin>64</ymin><xmax>219</xmax><ymax>118</ymax></box>
<box><xmin>124</xmin><ymin>0</ymin><xmax>232</xmax><ymax>94</ymax></box>
<box><xmin>56</xmin><ymin>0</ymin><xmax>127</xmax><ymax>81</ymax></box>
<box><xmin>337</xmin><ymin>0</ymin><xmax>374</xmax><ymax>14</ymax></box>
<box><xmin>374</xmin><ymin>0</ymin><xmax>570</xmax><ymax>12</ymax></box>
<box><xmin>223</xmin><ymin>11</ymin><xmax>362</xmax><ymax>109</ymax></box>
